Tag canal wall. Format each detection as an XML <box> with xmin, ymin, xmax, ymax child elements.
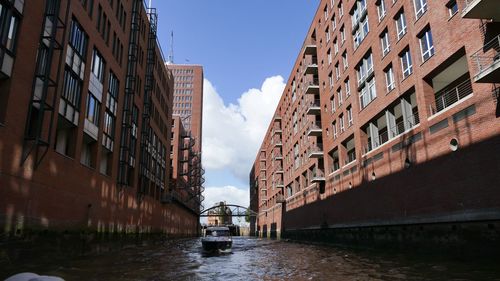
<box><xmin>282</xmin><ymin>135</ymin><xmax>500</xmax><ymax>251</ymax></box>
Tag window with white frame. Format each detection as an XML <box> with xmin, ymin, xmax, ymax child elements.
<box><xmin>340</xmin><ymin>25</ymin><xmax>346</xmax><ymax>45</ymax></box>
<box><xmin>324</xmin><ymin>5</ymin><xmax>329</xmax><ymax>20</ymax></box>
<box><xmin>359</xmin><ymin>77</ymin><xmax>376</xmax><ymax>109</ymax></box>
<box><xmin>419</xmin><ymin>28</ymin><xmax>434</xmax><ymax>62</ymax></box>
<box><xmin>330</xmin><ymin>95</ymin><xmax>336</xmax><ymax>112</ymax></box>
<box><xmin>342</xmin><ymin>51</ymin><xmax>348</xmax><ymax>70</ymax></box>
<box><xmin>400</xmin><ymin>49</ymin><xmax>413</xmax><ymax>79</ymax></box>
<box><xmin>338</xmin><ymin>88</ymin><xmax>343</xmax><ymax>106</ymax></box>
<box><xmin>339</xmin><ymin>113</ymin><xmax>345</xmax><ymax>132</ymax></box>
<box><xmin>413</xmin><ymin>0</ymin><xmax>427</xmax><ymax>19</ymax></box>
<box><xmin>353</xmin><ymin>15</ymin><xmax>369</xmax><ymax>49</ymax></box>
<box><xmin>335</xmin><ymin>63</ymin><xmax>340</xmax><ymax>80</ymax></box>
<box><xmin>385</xmin><ymin>65</ymin><xmax>395</xmax><ymax>92</ymax></box>
<box><xmin>328</xmin><ymin>48</ymin><xmax>332</xmax><ymax>64</ymax></box>
<box><xmin>325</xmin><ymin>27</ymin><xmax>330</xmax><ymax>42</ymax></box>
<box><xmin>329</xmin><ymin>72</ymin><xmax>334</xmax><ymax>88</ymax></box>
<box><xmin>339</xmin><ymin>1</ymin><xmax>344</xmax><ymax>18</ymax></box>
<box><xmin>334</xmin><ymin>38</ymin><xmax>339</xmax><ymax>54</ymax></box>
<box><xmin>345</xmin><ymin>78</ymin><xmax>351</xmax><ymax>97</ymax></box>
<box><xmin>347</xmin><ymin>105</ymin><xmax>353</xmax><ymax>126</ymax></box>
<box><xmin>332</xmin><ymin>14</ymin><xmax>337</xmax><ymax>30</ymax></box>
<box><xmin>395</xmin><ymin>11</ymin><xmax>407</xmax><ymax>40</ymax></box>
<box><xmin>356</xmin><ymin>52</ymin><xmax>373</xmax><ymax>86</ymax></box>
<box><xmin>377</xmin><ymin>0</ymin><xmax>387</xmax><ymax>22</ymax></box>
<box><xmin>380</xmin><ymin>30</ymin><xmax>390</xmax><ymax>57</ymax></box>
<box><xmin>86</xmin><ymin>93</ymin><xmax>101</xmax><ymax>125</ymax></box>
<box><xmin>0</xmin><ymin>4</ymin><xmax>20</xmax><ymax>54</ymax></box>
<box><xmin>332</xmin><ymin>121</ymin><xmax>338</xmax><ymax>139</ymax></box>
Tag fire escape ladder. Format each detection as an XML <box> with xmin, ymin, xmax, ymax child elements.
<box><xmin>21</xmin><ymin>0</ymin><xmax>69</xmax><ymax>168</ymax></box>
<box><xmin>118</xmin><ymin>0</ymin><xmax>141</xmax><ymax>187</ymax></box>
<box><xmin>138</xmin><ymin>7</ymin><xmax>158</xmax><ymax>196</ymax></box>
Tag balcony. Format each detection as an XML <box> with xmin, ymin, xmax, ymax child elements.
<box><xmin>272</xmin><ymin>127</ymin><xmax>282</xmax><ymax>135</ymax></box>
<box><xmin>274</xmin><ymin>140</ymin><xmax>283</xmax><ymax>147</ymax></box>
<box><xmin>273</xmin><ymin>154</ymin><xmax>283</xmax><ymax>161</ymax></box>
<box><xmin>462</xmin><ymin>0</ymin><xmax>500</xmax><ymax>21</ymax></box>
<box><xmin>275</xmin><ymin>181</ymin><xmax>284</xmax><ymax>189</ymax></box>
<box><xmin>275</xmin><ymin>166</ymin><xmax>284</xmax><ymax>174</ymax></box>
<box><xmin>308</xmin><ymin>144</ymin><xmax>324</xmax><ymax>159</ymax></box>
<box><xmin>307</xmin><ymin>122</ymin><xmax>322</xmax><ymax>137</ymax></box>
<box><xmin>429</xmin><ymin>79</ymin><xmax>473</xmax><ymax>115</ymax></box>
<box><xmin>274</xmin><ymin>115</ymin><xmax>282</xmax><ymax>121</ymax></box>
<box><xmin>471</xmin><ymin>35</ymin><xmax>500</xmax><ymax>83</ymax></box>
<box><xmin>304</xmin><ymin>58</ymin><xmax>318</xmax><ymax>75</ymax></box>
<box><xmin>303</xmin><ymin>44</ymin><xmax>317</xmax><ymax>55</ymax></box>
<box><xmin>306</xmin><ymin>99</ymin><xmax>321</xmax><ymax>115</ymax></box>
<box><xmin>311</xmin><ymin>170</ymin><xmax>326</xmax><ymax>183</ymax></box>
<box><xmin>305</xmin><ymin>79</ymin><xmax>320</xmax><ymax>95</ymax></box>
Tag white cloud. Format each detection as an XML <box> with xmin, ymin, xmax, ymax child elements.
<box><xmin>202</xmin><ymin>76</ymin><xmax>285</xmax><ymax>181</ymax></box>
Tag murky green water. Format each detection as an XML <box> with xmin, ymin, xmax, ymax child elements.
<box><xmin>1</xmin><ymin>237</ymin><xmax>499</xmax><ymax>280</ymax></box>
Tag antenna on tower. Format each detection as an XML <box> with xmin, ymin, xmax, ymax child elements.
<box><xmin>168</xmin><ymin>31</ymin><xmax>174</xmax><ymax>64</ymax></box>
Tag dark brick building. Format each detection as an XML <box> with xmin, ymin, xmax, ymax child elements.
<box><xmin>251</xmin><ymin>0</ymin><xmax>500</xmax><ymax>241</ymax></box>
<box><xmin>0</xmin><ymin>0</ymin><xmax>200</xmax><ymax>237</ymax></box>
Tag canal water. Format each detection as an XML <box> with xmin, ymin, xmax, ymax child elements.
<box><xmin>2</xmin><ymin>237</ymin><xmax>499</xmax><ymax>280</ymax></box>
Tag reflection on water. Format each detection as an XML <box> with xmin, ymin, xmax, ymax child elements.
<box><xmin>1</xmin><ymin>237</ymin><xmax>500</xmax><ymax>280</ymax></box>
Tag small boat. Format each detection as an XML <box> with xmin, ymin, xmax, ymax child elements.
<box><xmin>202</xmin><ymin>226</ymin><xmax>232</xmax><ymax>253</ymax></box>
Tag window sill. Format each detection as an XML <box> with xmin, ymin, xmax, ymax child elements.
<box><xmin>448</xmin><ymin>11</ymin><xmax>458</xmax><ymax>21</ymax></box>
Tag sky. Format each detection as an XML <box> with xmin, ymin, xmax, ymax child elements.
<box><xmin>153</xmin><ymin>0</ymin><xmax>319</xmax><ymax>214</ymax></box>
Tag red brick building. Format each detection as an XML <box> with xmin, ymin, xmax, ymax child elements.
<box><xmin>0</xmin><ymin>0</ymin><xmax>200</xmax><ymax>237</ymax></box>
<box><xmin>251</xmin><ymin>0</ymin><xmax>500</xmax><ymax>240</ymax></box>
<box><xmin>168</xmin><ymin>64</ymin><xmax>205</xmax><ymax>212</ymax></box>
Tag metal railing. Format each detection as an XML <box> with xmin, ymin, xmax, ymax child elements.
<box><xmin>429</xmin><ymin>79</ymin><xmax>473</xmax><ymax>115</ymax></box>
<box><xmin>471</xmin><ymin>35</ymin><xmax>500</xmax><ymax>79</ymax></box>
<box><xmin>364</xmin><ymin>112</ymin><xmax>420</xmax><ymax>153</ymax></box>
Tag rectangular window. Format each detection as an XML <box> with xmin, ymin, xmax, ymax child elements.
<box><xmin>332</xmin><ymin>121</ymin><xmax>338</xmax><ymax>139</ymax></box>
<box><xmin>356</xmin><ymin>52</ymin><xmax>373</xmax><ymax>86</ymax></box>
<box><xmin>330</xmin><ymin>95</ymin><xmax>336</xmax><ymax>112</ymax></box>
<box><xmin>338</xmin><ymin>88</ymin><xmax>343</xmax><ymax>106</ymax></box>
<box><xmin>380</xmin><ymin>31</ymin><xmax>390</xmax><ymax>57</ymax></box>
<box><xmin>329</xmin><ymin>72</ymin><xmax>334</xmax><ymax>88</ymax></box>
<box><xmin>332</xmin><ymin>14</ymin><xmax>336</xmax><ymax>30</ymax></box>
<box><xmin>5</xmin><ymin>14</ymin><xmax>19</xmax><ymax>52</ymax></box>
<box><xmin>108</xmin><ymin>71</ymin><xmax>119</xmax><ymax>98</ymax></box>
<box><xmin>359</xmin><ymin>78</ymin><xmax>376</xmax><ymax>109</ymax></box>
<box><xmin>395</xmin><ymin>11</ymin><xmax>407</xmax><ymax>40</ymax></box>
<box><xmin>62</xmin><ymin>70</ymin><xmax>83</xmax><ymax>109</ymax></box>
<box><xmin>91</xmin><ymin>49</ymin><xmax>105</xmax><ymax>82</ymax></box>
<box><xmin>385</xmin><ymin>66</ymin><xmax>395</xmax><ymax>92</ymax></box>
<box><xmin>347</xmin><ymin>106</ymin><xmax>353</xmax><ymax>127</ymax></box>
<box><xmin>327</xmin><ymin>49</ymin><xmax>332</xmax><ymax>64</ymax></box>
<box><xmin>345</xmin><ymin>79</ymin><xmax>351</xmax><ymax>97</ymax></box>
<box><xmin>447</xmin><ymin>1</ymin><xmax>458</xmax><ymax>17</ymax></box>
<box><xmin>334</xmin><ymin>38</ymin><xmax>339</xmax><ymax>54</ymax></box>
<box><xmin>419</xmin><ymin>28</ymin><xmax>434</xmax><ymax>62</ymax></box>
<box><xmin>400</xmin><ymin>49</ymin><xmax>413</xmax><ymax>79</ymax></box>
<box><xmin>338</xmin><ymin>2</ymin><xmax>344</xmax><ymax>18</ymax></box>
<box><xmin>414</xmin><ymin>0</ymin><xmax>427</xmax><ymax>19</ymax></box>
<box><xmin>335</xmin><ymin>63</ymin><xmax>340</xmax><ymax>80</ymax></box>
<box><xmin>339</xmin><ymin>114</ymin><xmax>345</xmax><ymax>132</ymax></box>
<box><xmin>69</xmin><ymin>19</ymin><xmax>88</xmax><ymax>58</ymax></box>
<box><xmin>325</xmin><ymin>27</ymin><xmax>330</xmax><ymax>42</ymax></box>
<box><xmin>340</xmin><ymin>26</ymin><xmax>346</xmax><ymax>45</ymax></box>
<box><xmin>103</xmin><ymin>110</ymin><xmax>115</xmax><ymax>138</ymax></box>
<box><xmin>342</xmin><ymin>51</ymin><xmax>348</xmax><ymax>70</ymax></box>
<box><xmin>377</xmin><ymin>0</ymin><xmax>387</xmax><ymax>22</ymax></box>
<box><xmin>86</xmin><ymin>93</ymin><xmax>101</xmax><ymax>125</ymax></box>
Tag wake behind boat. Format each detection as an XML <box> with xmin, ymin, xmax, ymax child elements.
<box><xmin>202</xmin><ymin>226</ymin><xmax>232</xmax><ymax>253</ymax></box>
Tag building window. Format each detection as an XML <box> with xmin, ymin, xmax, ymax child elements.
<box><xmin>339</xmin><ymin>114</ymin><xmax>345</xmax><ymax>132</ymax></box>
<box><xmin>380</xmin><ymin>30</ymin><xmax>390</xmax><ymax>57</ymax></box>
<box><xmin>332</xmin><ymin>121</ymin><xmax>338</xmax><ymax>139</ymax></box>
<box><xmin>338</xmin><ymin>88</ymin><xmax>343</xmax><ymax>106</ymax></box>
<box><xmin>332</xmin><ymin>14</ymin><xmax>336</xmax><ymax>30</ymax></box>
<box><xmin>325</xmin><ymin>27</ymin><xmax>330</xmax><ymax>42</ymax></box>
<box><xmin>330</xmin><ymin>95</ymin><xmax>336</xmax><ymax>112</ymax></box>
<box><xmin>340</xmin><ymin>25</ymin><xmax>346</xmax><ymax>45</ymax></box>
<box><xmin>447</xmin><ymin>1</ymin><xmax>458</xmax><ymax>17</ymax></box>
<box><xmin>108</xmin><ymin>71</ymin><xmax>119</xmax><ymax>99</ymax></box>
<box><xmin>413</xmin><ymin>0</ymin><xmax>427</xmax><ymax>19</ymax></box>
<box><xmin>359</xmin><ymin>78</ymin><xmax>376</xmax><ymax>109</ymax></box>
<box><xmin>385</xmin><ymin>66</ymin><xmax>395</xmax><ymax>92</ymax></box>
<box><xmin>329</xmin><ymin>72</ymin><xmax>333</xmax><ymax>88</ymax></box>
<box><xmin>351</xmin><ymin>0</ymin><xmax>369</xmax><ymax>49</ymax></box>
<box><xmin>342</xmin><ymin>51</ymin><xmax>348</xmax><ymax>70</ymax></box>
<box><xmin>103</xmin><ymin>111</ymin><xmax>115</xmax><ymax>139</ymax></box>
<box><xmin>419</xmin><ymin>28</ymin><xmax>434</xmax><ymax>62</ymax></box>
<box><xmin>327</xmin><ymin>49</ymin><xmax>332</xmax><ymax>64</ymax></box>
<box><xmin>69</xmin><ymin>19</ymin><xmax>88</xmax><ymax>58</ymax></box>
<box><xmin>335</xmin><ymin>63</ymin><xmax>340</xmax><ymax>80</ymax></box>
<box><xmin>345</xmin><ymin>78</ymin><xmax>351</xmax><ymax>97</ymax></box>
<box><xmin>338</xmin><ymin>1</ymin><xmax>344</xmax><ymax>18</ymax></box>
<box><xmin>347</xmin><ymin>105</ymin><xmax>353</xmax><ymax>127</ymax></box>
<box><xmin>86</xmin><ymin>93</ymin><xmax>100</xmax><ymax>125</ymax></box>
<box><xmin>356</xmin><ymin>52</ymin><xmax>373</xmax><ymax>87</ymax></box>
<box><xmin>324</xmin><ymin>5</ymin><xmax>329</xmax><ymax>20</ymax></box>
<box><xmin>395</xmin><ymin>11</ymin><xmax>407</xmax><ymax>40</ymax></box>
<box><xmin>400</xmin><ymin>49</ymin><xmax>413</xmax><ymax>79</ymax></box>
<box><xmin>62</xmin><ymin>70</ymin><xmax>83</xmax><ymax>109</ymax></box>
<box><xmin>334</xmin><ymin>38</ymin><xmax>339</xmax><ymax>54</ymax></box>
<box><xmin>377</xmin><ymin>0</ymin><xmax>387</xmax><ymax>22</ymax></box>
<box><xmin>91</xmin><ymin>49</ymin><xmax>105</xmax><ymax>82</ymax></box>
